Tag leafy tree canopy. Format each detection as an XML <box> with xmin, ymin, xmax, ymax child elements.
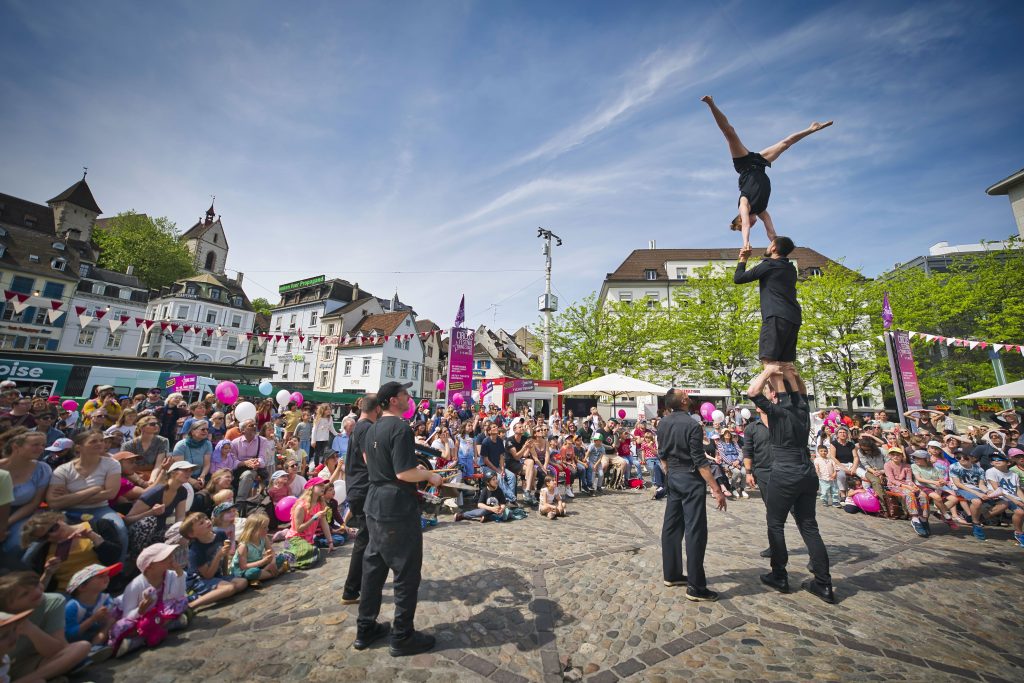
<box><xmin>94</xmin><ymin>211</ymin><xmax>195</xmax><ymax>290</ymax></box>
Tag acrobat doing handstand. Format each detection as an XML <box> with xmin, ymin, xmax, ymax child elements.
<box><xmin>701</xmin><ymin>95</ymin><xmax>832</xmax><ymax>250</ymax></box>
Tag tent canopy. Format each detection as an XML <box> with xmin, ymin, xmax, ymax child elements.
<box><xmin>960</xmin><ymin>378</ymin><xmax>1024</xmax><ymax>400</ymax></box>
<box><xmin>559</xmin><ymin>372</ymin><xmax>669</xmax><ymax>398</ymax></box>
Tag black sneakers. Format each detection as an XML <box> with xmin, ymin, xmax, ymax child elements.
<box><xmin>389</xmin><ymin>630</ymin><xmax>436</xmax><ymax>657</ymax></box>
<box><xmin>759</xmin><ymin>572</ymin><xmax>790</xmax><ymax>593</ymax></box>
<box><xmin>353</xmin><ymin>621</ymin><xmax>390</xmax><ymax>650</ymax></box>
<box><xmin>801</xmin><ymin>579</ymin><xmax>836</xmax><ymax>604</ymax></box>
<box><xmin>685</xmin><ymin>587</ymin><xmax>719</xmax><ymax>602</ymax></box>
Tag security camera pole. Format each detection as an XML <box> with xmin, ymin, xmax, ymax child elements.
<box><xmin>537</xmin><ymin>228</ymin><xmax>562</xmax><ymax>380</ymax></box>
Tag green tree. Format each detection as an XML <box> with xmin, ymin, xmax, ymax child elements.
<box><xmin>524</xmin><ymin>293</ymin><xmax>669</xmax><ymax>386</ymax></box>
<box><xmin>797</xmin><ymin>263</ymin><xmax>885</xmax><ymax>411</ymax></box>
<box><xmin>668</xmin><ymin>263</ymin><xmax>760</xmax><ymax>398</ymax></box>
<box><xmin>251</xmin><ymin>297</ymin><xmax>273</xmax><ymax>317</ymax></box>
<box><xmin>94</xmin><ymin>211</ymin><xmax>195</xmax><ymax>289</ymax></box>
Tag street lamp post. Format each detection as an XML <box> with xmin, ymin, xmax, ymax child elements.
<box><xmin>537</xmin><ymin>228</ymin><xmax>562</xmax><ymax>381</ymax></box>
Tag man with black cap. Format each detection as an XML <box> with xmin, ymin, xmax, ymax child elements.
<box><xmin>341</xmin><ymin>393</ymin><xmax>381</xmax><ymax>605</ymax></box>
<box><xmin>658</xmin><ymin>388</ymin><xmax>726</xmax><ymax>602</ymax></box>
<box><xmin>748</xmin><ymin>363</ymin><xmax>834</xmax><ymax>604</ymax></box>
<box><xmin>355</xmin><ymin>381</ymin><xmax>442</xmax><ymax>657</ymax></box>
<box><xmin>743</xmin><ymin>402</ymin><xmax>774</xmax><ymax>558</ymax></box>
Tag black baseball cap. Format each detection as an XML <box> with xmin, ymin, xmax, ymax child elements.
<box><xmin>378</xmin><ymin>381</ymin><xmax>412</xmax><ymax>407</ymax></box>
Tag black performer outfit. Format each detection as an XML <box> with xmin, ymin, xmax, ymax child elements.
<box><xmin>341</xmin><ymin>416</ymin><xmax>374</xmax><ymax>602</ymax></box>
<box><xmin>358</xmin><ymin>413</ymin><xmax>427</xmax><ymax>648</ymax></box>
<box><xmin>734</xmin><ymin>256</ymin><xmax>801</xmax><ymax>362</ymax></box>
<box><xmin>657</xmin><ymin>409</ymin><xmax>712</xmax><ymax>593</ymax></box>
<box><xmin>751</xmin><ymin>383</ymin><xmax>832</xmax><ymax>596</ymax></box>
<box><xmin>733</xmin><ymin>152</ymin><xmax>771</xmax><ymax>215</ymax></box>
<box><xmin>742</xmin><ymin>418</ymin><xmax>774</xmax><ymax>558</ymax></box>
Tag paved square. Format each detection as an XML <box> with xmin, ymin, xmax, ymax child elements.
<box><xmin>90</xmin><ymin>489</ymin><xmax>1024</xmax><ymax>682</ymax></box>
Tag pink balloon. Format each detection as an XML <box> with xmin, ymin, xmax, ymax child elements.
<box><xmin>699</xmin><ymin>402</ymin><xmax>715</xmax><ymax>421</ymax></box>
<box><xmin>851</xmin><ymin>491</ymin><xmax>881</xmax><ymax>514</ymax></box>
<box><xmin>215</xmin><ymin>381</ymin><xmax>239</xmax><ymax>404</ymax></box>
<box><xmin>61</xmin><ymin>399</ymin><xmax>78</xmax><ymax>411</ymax></box>
<box><xmin>274</xmin><ymin>495</ymin><xmax>298</xmax><ymax>523</ymax></box>
<box><xmin>290</xmin><ymin>391</ymin><xmax>304</xmax><ymax>407</ymax></box>
<box><xmin>452</xmin><ymin>393</ymin><xmax>465</xmax><ymax>407</ymax></box>
<box><xmin>402</xmin><ymin>397</ymin><xmax>416</xmax><ymax>420</ymax></box>
<box><xmin>617</xmin><ymin>409</ymin><xmax>626</xmax><ymax>419</ymax></box>
<box><xmin>435</xmin><ymin>379</ymin><xmax>446</xmax><ymax>392</ymax></box>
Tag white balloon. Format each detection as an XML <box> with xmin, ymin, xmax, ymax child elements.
<box><xmin>741</xmin><ymin>408</ymin><xmax>751</xmax><ymax>420</ymax></box>
<box><xmin>276</xmin><ymin>389</ymin><xmax>291</xmax><ymax>407</ymax></box>
<box><xmin>183</xmin><ymin>482</ymin><xmax>194</xmax><ymax>513</ymax></box>
<box><xmin>712</xmin><ymin>409</ymin><xmax>725</xmax><ymax>424</ymax></box>
<box><xmin>235</xmin><ymin>401</ymin><xmax>257</xmax><ymax>423</ymax></box>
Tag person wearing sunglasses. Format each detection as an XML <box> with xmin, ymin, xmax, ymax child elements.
<box><xmin>18</xmin><ymin>511</ymin><xmax>122</xmax><ymax>592</ymax></box>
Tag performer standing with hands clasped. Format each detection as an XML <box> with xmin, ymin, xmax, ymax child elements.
<box><xmin>355</xmin><ymin>381</ymin><xmax>442</xmax><ymax>656</ymax></box>
<box><xmin>658</xmin><ymin>388</ymin><xmax>727</xmax><ymax>602</ymax></box>
<box><xmin>748</xmin><ymin>364</ymin><xmax>835</xmax><ymax>604</ymax></box>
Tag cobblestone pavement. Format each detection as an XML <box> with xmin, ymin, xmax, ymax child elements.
<box><xmin>90</xmin><ymin>486</ymin><xmax>1024</xmax><ymax>683</ymax></box>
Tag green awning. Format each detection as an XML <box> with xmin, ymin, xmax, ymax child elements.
<box><xmin>235</xmin><ymin>384</ymin><xmax>365</xmax><ymax>405</ymax></box>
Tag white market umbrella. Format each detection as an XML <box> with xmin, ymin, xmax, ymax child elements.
<box><xmin>560</xmin><ymin>372</ymin><xmax>670</xmax><ymax>418</ymax></box>
<box><xmin>960</xmin><ymin>378</ymin><xmax>1024</xmax><ymax>400</ymax></box>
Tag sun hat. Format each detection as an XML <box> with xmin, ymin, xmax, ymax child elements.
<box><xmin>303</xmin><ymin>477</ymin><xmax>327</xmax><ymax>490</ymax></box>
<box><xmin>271</xmin><ymin>470</ymin><xmax>288</xmax><ymax>481</ymax></box>
<box><xmin>44</xmin><ymin>437</ymin><xmax>74</xmax><ymax>452</ymax></box>
<box><xmin>926</xmin><ymin>440</ymin><xmax>943</xmax><ymax>449</ymax></box>
<box><xmin>112</xmin><ymin>451</ymin><xmax>141</xmax><ymax>462</ymax></box>
<box><xmin>0</xmin><ymin>609</ymin><xmax>33</xmax><ymax>629</ymax></box>
<box><xmin>168</xmin><ymin>461</ymin><xmax>197</xmax><ymax>472</ymax></box>
<box><xmin>66</xmin><ymin>563</ymin><xmax>123</xmax><ymax>594</ymax></box>
<box><xmin>211</xmin><ymin>501</ymin><xmax>237</xmax><ymax>518</ymax></box>
<box><xmin>136</xmin><ymin>543</ymin><xmax>178</xmax><ymax>572</ymax></box>
<box><xmin>165</xmin><ymin>522</ymin><xmax>184</xmax><ymax>545</ymax></box>
<box><xmin>910</xmin><ymin>449</ymin><xmax>929</xmax><ymax>459</ymax></box>
<box><xmin>1008</xmin><ymin>447</ymin><xmax>1024</xmax><ymax>458</ymax></box>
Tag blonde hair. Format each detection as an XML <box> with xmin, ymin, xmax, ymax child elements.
<box><xmin>212</xmin><ymin>490</ymin><xmax>234</xmax><ymax>506</ymax></box>
<box><xmin>238</xmin><ymin>512</ymin><xmax>270</xmax><ymax>546</ymax></box>
<box><xmin>20</xmin><ymin>510</ymin><xmax>66</xmax><ymax>549</ymax></box>
<box><xmin>115</xmin><ymin>408</ymin><xmax>138</xmax><ymax>427</ymax></box>
<box><xmin>316</xmin><ymin>404</ymin><xmax>332</xmax><ymax>419</ymax></box>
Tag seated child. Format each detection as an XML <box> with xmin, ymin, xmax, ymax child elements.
<box><xmin>230</xmin><ymin>513</ymin><xmax>288</xmax><ymax>585</ymax></box>
<box><xmin>314</xmin><ymin>482</ymin><xmax>348</xmax><ymax>549</ymax></box>
<box><xmin>538</xmin><ymin>477</ymin><xmax>566</xmax><ymax>520</ymax></box>
<box><xmin>454</xmin><ymin>472</ymin><xmax>508</xmax><ymax>523</ymax></box>
<box><xmin>180</xmin><ymin>513</ymin><xmax>248</xmax><ymax>610</ymax></box>
<box><xmin>109</xmin><ymin>543</ymin><xmax>188</xmax><ymax>657</ymax></box>
<box><xmin>64</xmin><ymin>563</ymin><xmax>121</xmax><ymax>658</ymax></box>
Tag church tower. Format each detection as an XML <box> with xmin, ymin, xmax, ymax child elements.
<box><xmin>180</xmin><ymin>199</ymin><xmax>229</xmax><ymax>275</ymax></box>
<box><xmin>47</xmin><ymin>171</ymin><xmax>101</xmax><ymax>244</ymax></box>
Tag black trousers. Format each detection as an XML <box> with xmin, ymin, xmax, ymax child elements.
<box><xmin>660</xmin><ymin>468</ymin><xmax>708</xmax><ymax>589</ymax></box>
<box><xmin>358</xmin><ymin>512</ymin><xmax>423</xmax><ymax>640</ymax></box>
<box><xmin>764</xmin><ymin>456</ymin><xmax>831</xmax><ymax>587</ymax></box>
<box><xmin>342</xmin><ymin>497</ymin><xmax>369</xmax><ymax>598</ymax></box>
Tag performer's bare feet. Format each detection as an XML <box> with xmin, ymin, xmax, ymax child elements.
<box><xmin>809</xmin><ymin>121</ymin><xmax>833</xmax><ymax>132</ymax></box>
<box><xmin>701</xmin><ymin>95</ymin><xmax>713</xmax><ymax>104</ymax></box>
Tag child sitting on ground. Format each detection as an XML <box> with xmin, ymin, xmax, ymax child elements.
<box><xmin>314</xmin><ymin>482</ymin><xmax>348</xmax><ymax>549</ymax></box>
<box><xmin>64</xmin><ymin>563</ymin><xmax>121</xmax><ymax>658</ymax></box>
<box><xmin>110</xmin><ymin>543</ymin><xmax>189</xmax><ymax>658</ymax></box>
<box><xmin>538</xmin><ymin>477</ymin><xmax>566</xmax><ymax>520</ymax></box>
<box><xmin>180</xmin><ymin>513</ymin><xmax>248</xmax><ymax>610</ymax></box>
<box><xmin>814</xmin><ymin>445</ymin><xmax>839</xmax><ymax>507</ymax></box>
<box><xmin>230</xmin><ymin>513</ymin><xmax>288</xmax><ymax>585</ymax></box>
<box><xmin>211</xmin><ymin>502</ymin><xmax>239</xmax><ymax>544</ymax></box>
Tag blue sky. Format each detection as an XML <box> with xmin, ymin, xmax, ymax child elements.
<box><xmin>1</xmin><ymin>0</ymin><xmax>1022</xmax><ymax>331</ymax></box>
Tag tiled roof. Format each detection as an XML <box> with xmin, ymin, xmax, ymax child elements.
<box><xmin>321</xmin><ymin>296</ymin><xmax>377</xmax><ymax>320</ymax></box>
<box><xmin>0</xmin><ymin>222</ymin><xmax>81</xmax><ymax>283</ymax></box>
<box><xmin>336</xmin><ymin>311</ymin><xmax>411</xmax><ymax>348</ymax></box>
<box><xmin>47</xmin><ymin>179</ymin><xmax>101</xmax><ymax>214</ymax></box>
<box><xmin>606</xmin><ymin>246</ymin><xmax>851</xmax><ymax>281</ymax></box>
<box><xmin>415</xmin><ymin>319</ymin><xmax>440</xmax><ymax>333</ymax></box>
<box><xmin>82</xmin><ymin>266</ymin><xmax>146</xmax><ymax>289</ymax></box>
<box><xmin>0</xmin><ymin>193</ymin><xmax>56</xmax><ymax>233</ymax></box>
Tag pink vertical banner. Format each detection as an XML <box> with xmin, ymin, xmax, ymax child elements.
<box><xmin>892</xmin><ymin>331</ymin><xmax>923</xmax><ymax>411</ymax></box>
<box><xmin>447</xmin><ymin>327</ymin><xmax>475</xmax><ymax>406</ymax></box>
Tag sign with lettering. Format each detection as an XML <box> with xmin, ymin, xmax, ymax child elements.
<box><xmin>279</xmin><ymin>275</ymin><xmax>326</xmax><ymax>294</ymax></box>
<box><xmin>166</xmin><ymin>374</ymin><xmax>198</xmax><ymax>392</ymax></box>
<box><xmin>446</xmin><ymin>327</ymin><xmax>475</xmax><ymax>405</ymax></box>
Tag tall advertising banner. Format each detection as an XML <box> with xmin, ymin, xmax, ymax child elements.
<box><xmin>885</xmin><ymin>330</ymin><xmax>923</xmax><ymax>427</ymax></box>
<box><xmin>447</xmin><ymin>327</ymin><xmax>475</xmax><ymax>407</ymax></box>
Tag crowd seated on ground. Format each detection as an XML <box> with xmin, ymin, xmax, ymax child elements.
<box><xmin>2</xmin><ymin>376</ymin><xmax>1023</xmax><ymax>677</ymax></box>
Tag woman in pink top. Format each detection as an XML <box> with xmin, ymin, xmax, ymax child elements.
<box><xmin>285</xmin><ymin>477</ymin><xmax>332</xmax><ymax>568</ymax></box>
<box><xmin>884</xmin><ymin>449</ymin><xmax>931</xmax><ymax>537</ymax></box>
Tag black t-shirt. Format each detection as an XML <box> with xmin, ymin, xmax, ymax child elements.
<box><xmin>657</xmin><ymin>411</ymin><xmax>705</xmax><ymax>471</ymax></box>
<box><xmin>507</xmin><ymin>434</ymin><xmax>529</xmax><ymax>460</ymax></box>
<box><xmin>831</xmin><ymin>439</ymin><xmax>855</xmax><ymax>464</ymax></box>
<box><xmin>345</xmin><ymin>417</ymin><xmax>374</xmax><ymax>500</ymax></box>
<box><xmin>597</xmin><ymin>429</ymin><xmax>616</xmax><ymax>455</ymax></box>
<box><xmin>480</xmin><ymin>485</ymin><xmax>507</xmax><ymax>508</ymax></box>
<box><xmin>188</xmin><ymin>529</ymin><xmax>228</xmax><ymax>578</ymax></box>
<box><xmin>139</xmin><ymin>484</ymin><xmax>188</xmax><ymax>535</ymax></box>
<box><xmin>365</xmin><ymin>415</ymin><xmax>420</xmax><ymax>521</ymax></box>
<box><xmin>479</xmin><ymin>436</ymin><xmax>506</xmax><ymax>469</ymax></box>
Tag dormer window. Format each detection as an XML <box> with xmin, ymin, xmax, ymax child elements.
<box><xmin>644</xmin><ymin>269</ymin><xmax>657</xmax><ymax>280</ymax></box>
<box><xmin>52</xmin><ymin>242</ymin><xmax>65</xmax><ymax>250</ymax></box>
<box><xmin>808</xmin><ymin>267</ymin><xmax>822</xmax><ymax>277</ymax></box>
<box><xmin>28</xmin><ymin>254</ymin><xmax>40</xmax><ymax>263</ymax></box>
<box><xmin>24</xmin><ymin>214</ymin><xmax>37</xmax><ymax>227</ymax></box>
<box><xmin>232</xmin><ymin>296</ymin><xmax>243</xmax><ymax>307</ymax></box>
<box><xmin>51</xmin><ymin>258</ymin><xmax>67</xmax><ymax>271</ymax></box>
<box><xmin>209</xmin><ymin>287</ymin><xmax>221</xmax><ymax>300</ymax></box>
<box><xmin>185</xmin><ymin>285</ymin><xmax>198</xmax><ymax>296</ymax></box>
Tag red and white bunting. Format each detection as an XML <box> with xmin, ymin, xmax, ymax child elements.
<box><xmin>215</xmin><ymin>327</ymin><xmax>226</xmax><ymax>338</ymax></box>
<box><xmin>205</xmin><ymin>327</ymin><xmax>214</xmax><ymax>337</ymax></box>
<box><xmin>11</xmin><ymin>293</ymin><xmax>31</xmax><ymax>314</ymax></box>
<box><xmin>907</xmin><ymin>331</ymin><xmax>1023</xmax><ymax>353</ymax></box>
<box><xmin>169</xmin><ymin>323</ymin><xmax>179</xmax><ymax>333</ymax></box>
<box><xmin>46</xmin><ymin>308</ymin><xmax>65</xmax><ymax>324</ymax></box>
<box><xmin>994</xmin><ymin>344</ymin><xmax>1004</xmax><ymax>352</ymax></box>
<box><xmin>75</xmin><ymin>306</ymin><xmax>92</xmax><ymax>328</ymax></box>
<box><xmin>108</xmin><ymin>316</ymin><xmax>128</xmax><ymax>333</ymax></box>
<box><xmin>94</xmin><ymin>309</ymin><xmax>107</xmax><ymax>322</ymax></box>
<box><xmin>159</xmin><ymin>321</ymin><xmax>170</xmax><ymax>331</ymax></box>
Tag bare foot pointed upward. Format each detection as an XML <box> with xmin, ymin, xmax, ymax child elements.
<box><xmin>701</xmin><ymin>95</ymin><xmax>714</xmax><ymax>104</ymax></box>
<box><xmin>810</xmin><ymin>121</ymin><xmax>834</xmax><ymax>132</ymax></box>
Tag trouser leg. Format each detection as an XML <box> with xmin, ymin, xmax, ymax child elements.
<box><xmin>680</xmin><ymin>472</ymin><xmax>708</xmax><ymax>589</ymax></box>
<box><xmin>358</xmin><ymin>515</ymin><xmax>392</xmax><ymax>632</ymax></box>
<box><xmin>371</xmin><ymin>516</ymin><xmax>423</xmax><ymax>640</ymax></box>
<box><xmin>764</xmin><ymin>477</ymin><xmax>792</xmax><ymax>579</ymax></box>
<box><xmin>237</xmin><ymin>469</ymin><xmax>256</xmax><ymax>499</ymax></box>
<box><xmin>343</xmin><ymin>497</ymin><xmax>369</xmax><ymax>598</ymax></box>
<box><xmin>661</xmin><ymin>473</ymin><xmax>686</xmax><ymax>581</ymax></box>
<box><xmin>790</xmin><ymin>479</ymin><xmax>832</xmax><ymax>587</ymax></box>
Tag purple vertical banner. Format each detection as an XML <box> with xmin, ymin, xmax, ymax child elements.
<box><xmin>446</xmin><ymin>327</ymin><xmax>475</xmax><ymax>406</ymax></box>
<box><xmin>892</xmin><ymin>331</ymin><xmax>923</xmax><ymax>411</ymax></box>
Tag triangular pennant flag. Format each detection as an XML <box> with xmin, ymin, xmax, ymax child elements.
<box><xmin>215</xmin><ymin>327</ymin><xmax>226</xmax><ymax>337</ymax></box>
<box><xmin>160</xmin><ymin>321</ymin><xmax>170</xmax><ymax>331</ymax></box>
<box><xmin>11</xmin><ymin>294</ymin><xmax>30</xmax><ymax>314</ymax></box>
<box><xmin>994</xmin><ymin>344</ymin><xmax>1004</xmax><ymax>352</ymax></box>
<box><xmin>78</xmin><ymin>311</ymin><xmax>93</xmax><ymax>328</ymax></box>
<box><xmin>246</xmin><ymin>332</ymin><xmax>254</xmax><ymax>341</ymax></box>
<box><xmin>282</xmin><ymin>335</ymin><xmax>290</xmax><ymax>342</ymax></box>
<box><xmin>134</xmin><ymin>317</ymin><xmax>145</xmax><ymax>327</ymax></box>
<box><xmin>968</xmin><ymin>341</ymin><xmax>979</xmax><ymax>350</ymax></box>
<box><xmin>49</xmin><ymin>300</ymin><xmax>63</xmax><ymax>312</ymax></box>
<box><xmin>980</xmin><ymin>342</ymin><xmax>988</xmax><ymax>350</ymax></box>
<box><xmin>908</xmin><ymin>331</ymin><xmax>917</xmax><ymax>339</ymax></box>
<box><xmin>383</xmin><ymin>336</ymin><xmax>389</xmax><ymax>343</ymax></box>
<box><xmin>205</xmin><ymin>328</ymin><xmax>214</xmax><ymax>337</ymax></box>
<box><xmin>924</xmin><ymin>334</ymin><xmax>935</xmax><ymax>342</ymax></box>
<box><xmin>46</xmin><ymin>308</ymin><xmax>65</xmax><ymax>323</ymax></box>
<box><xmin>108</xmin><ymin>316</ymin><xmax>124</xmax><ymax>333</ymax></box>
<box><xmin>946</xmin><ymin>338</ymin><xmax>955</xmax><ymax>346</ymax></box>
<box><xmin>169</xmin><ymin>323</ymin><xmax>179</xmax><ymax>333</ymax></box>
<box><xmin>2</xmin><ymin>290</ymin><xmax>16</xmax><ymax>302</ymax></box>
<box><xmin>93</xmin><ymin>309</ymin><xmax>107</xmax><ymax>321</ymax></box>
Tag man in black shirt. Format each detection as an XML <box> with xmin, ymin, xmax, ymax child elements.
<box><xmin>341</xmin><ymin>393</ymin><xmax>381</xmax><ymax>604</ymax></box>
<box><xmin>742</xmin><ymin>405</ymin><xmax>774</xmax><ymax>559</ymax></box>
<box><xmin>658</xmin><ymin>389</ymin><xmax>727</xmax><ymax>602</ymax></box>
<box><xmin>734</xmin><ymin>236</ymin><xmax>801</xmax><ymax>393</ymax></box>
<box><xmin>748</xmin><ymin>365</ymin><xmax>834</xmax><ymax>604</ymax></box>
<box><xmin>478</xmin><ymin>423</ymin><xmax>516</xmax><ymax>504</ymax></box>
<box><xmin>355</xmin><ymin>382</ymin><xmax>442</xmax><ymax>656</ymax></box>
<box><xmin>506</xmin><ymin>420</ymin><xmax>530</xmax><ymax>502</ymax></box>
